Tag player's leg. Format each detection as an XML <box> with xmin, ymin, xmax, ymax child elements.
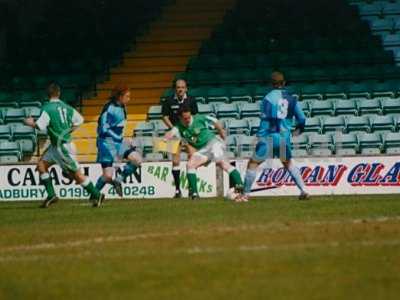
<box><xmin>281</xmin><ymin>159</ymin><xmax>309</xmax><ymax>200</ymax></box>
<box><xmin>209</xmin><ymin>138</ymin><xmax>244</xmax><ymax>191</ymax></box>
<box><xmin>37</xmin><ymin>151</ymin><xmax>58</xmax><ymax>208</ymax></box>
<box><xmin>280</xmin><ymin>134</ymin><xmax>309</xmax><ymax>200</ymax></box>
<box><xmin>243</xmin><ymin>158</ymin><xmax>261</xmax><ymax>196</ymax></box>
<box><xmin>95</xmin><ymin>138</ymin><xmax>116</xmax><ymax>191</ymax></box>
<box><xmin>171</xmin><ymin>149</ymin><xmax>182</xmax><ymax>198</ymax></box>
<box><xmin>186</xmin><ymin>152</ymin><xmax>208</xmax><ymax>199</ymax></box>
<box><xmin>96</xmin><ymin>165</ymin><xmax>114</xmax><ymax>191</ymax></box>
<box><xmin>70</xmin><ymin>170</ymin><xmax>104</xmax><ymax>207</ymax></box>
<box><xmin>57</xmin><ymin>142</ymin><xmax>104</xmax><ymax>206</ymax></box>
<box><xmin>243</xmin><ymin>137</ymin><xmax>271</xmax><ymax>196</ymax></box>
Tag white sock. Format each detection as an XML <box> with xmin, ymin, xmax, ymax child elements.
<box><xmin>287</xmin><ymin>163</ymin><xmax>306</xmax><ymax>193</ymax></box>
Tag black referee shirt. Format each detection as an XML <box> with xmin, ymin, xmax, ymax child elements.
<box><xmin>161</xmin><ymin>94</ymin><xmax>198</xmax><ymax>126</ymax></box>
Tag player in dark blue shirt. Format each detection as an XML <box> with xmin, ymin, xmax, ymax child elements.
<box><xmin>243</xmin><ymin>72</ymin><xmax>309</xmax><ymax>201</ymax></box>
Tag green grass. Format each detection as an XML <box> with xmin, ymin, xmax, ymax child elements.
<box><xmin>1</xmin><ymin>195</ymin><xmax>400</xmax><ymax>300</ymax></box>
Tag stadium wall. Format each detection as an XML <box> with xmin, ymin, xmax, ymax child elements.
<box><xmin>224</xmin><ymin>156</ymin><xmax>400</xmax><ymax>197</ymax></box>
<box><xmin>0</xmin><ymin>162</ymin><xmax>217</xmax><ymax>201</ymax></box>
<box><xmin>0</xmin><ymin>156</ymin><xmax>399</xmax><ymax>201</ymax></box>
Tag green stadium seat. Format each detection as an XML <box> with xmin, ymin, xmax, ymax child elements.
<box><xmin>345</xmin><ymin>115</ymin><xmax>370</xmax><ymax>133</ymax></box>
<box><xmin>358</xmin><ymin>3</ymin><xmax>383</xmax><ymax>17</ymax></box>
<box><xmin>188</xmin><ymin>87</ymin><xmax>207</xmax><ymax>103</ymax></box>
<box><xmin>229</xmin><ymin>87</ymin><xmax>253</xmax><ymax>103</ymax></box>
<box><xmin>12</xmin><ymin>124</ymin><xmax>37</xmax><ymax>153</ymax></box>
<box><xmin>0</xmin><ymin>101</ymin><xmax>18</xmax><ymax>109</ymax></box>
<box><xmin>160</xmin><ymin>89</ymin><xmax>174</xmax><ymax>102</ymax></box>
<box><xmin>147</xmin><ymin>106</ymin><xmax>162</xmax><ymax>120</ymax></box>
<box><xmin>239</xmin><ymin>102</ymin><xmax>261</xmax><ymax>118</ymax></box>
<box><xmin>292</xmin><ymin>149</ymin><xmax>309</xmax><ymax>157</ymax></box>
<box><xmin>145</xmin><ymin>152</ymin><xmax>165</xmax><ymax>161</ymax></box>
<box><xmin>384</xmin><ymin>132</ymin><xmax>400</xmax><ymax>154</ymax></box>
<box><xmin>134</xmin><ymin>122</ymin><xmax>154</xmax><ymax>137</ymax></box>
<box><xmin>197</xmin><ymin>103</ymin><xmax>215</xmax><ymax>116</ymax></box>
<box><xmin>309</xmin><ymin>134</ymin><xmax>334</xmax><ymax>150</ymax></box>
<box><xmin>298</xmin><ymin>101</ymin><xmax>310</xmax><ymax>117</ymax></box>
<box><xmin>291</xmin><ymin>134</ymin><xmax>309</xmax><ymax>150</ymax></box>
<box><xmin>226</xmin><ymin>135</ymin><xmax>237</xmax><ymax>153</ymax></box>
<box><xmin>383</xmin><ymin>2</ymin><xmax>400</xmax><ymax>16</ymax></box>
<box><xmin>0</xmin><ymin>141</ymin><xmax>22</xmax><ymax>163</ymax></box>
<box><xmin>304</xmin><ymin>117</ymin><xmax>322</xmax><ymax>133</ymax></box>
<box><xmin>236</xmin><ymin>135</ymin><xmax>256</xmax><ymax>152</ymax></box>
<box><xmin>215</xmin><ymin>103</ymin><xmax>239</xmax><ymax>119</ymax></box>
<box><xmin>0</xmin><ymin>91</ymin><xmax>12</xmax><ymax>102</ymax></box>
<box><xmin>152</xmin><ymin>120</ymin><xmax>169</xmax><ymax>137</ymax></box>
<box><xmin>216</xmin><ymin>70</ymin><xmax>238</xmax><ymax>84</ymax></box>
<box><xmin>19</xmin><ymin>101</ymin><xmax>42</xmax><ymax>108</ymax></box>
<box><xmin>332</xmin><ymin>132</ymin><xmax>359</xmax><ymax>154</ymax></box>
<box><xmin>370</xmin><ymin>115</ymin><xmax>395</xmax><ymax>132</ymax></box>
<box><xmin>381</xmin><ymin>98</ymin><xmax>400</xmax><ymax>114</ymax></box>
<box><xmin>358</xmin><ymin>132</ymin><xmax>383</xmax><ymax>155</ymax></box>
<box><xmin>324</xmin><ymin>84</ymin><xmax>347</xmax><ymax>99</ymax></box>
<box><xmin>226</xmin><ymin>119</ymin><xmax>249</xmax><ymax>135</ymax></box>
<box><xmin>247</xmin><ymin>117</ymin><xmax>260</xmax><ymax>135</ymax></box>
<box><xmin>0</xmin><ymin>124</ymin><xmax>12</xmax><ymax>142</ymax></box>
<box><xmin>334</xmin><ymin>99</ymin><xmax>359</xmax><ymax>116</ymax></box>
<box><xmin>4</xmin><ymin>108</ymin><xmax>25</xmax><ymax>124</ymax></box>
<box><xmin>370</xmin><ymin>18</ymin><xmax>394</xmax><ymax>33</ymax></box>
<box><xmin>371</xmin><ymin>82</ymin><xmax>396</xmax><ymax>98</ymax></box>
<box><xmin>322</xmin><ymin>116</ymin><xmax>346</xmax><ymax>133</ymax></box>
<box><xmin>301</xmin><ymin>84</ymin><xmax>324</xmax><ymax>100</ymax></box>
<box><xmin>136</xmin><ymin>137</ymin><xmax>153</xmax><ymax>154</ymax></box>
<box><xmin>310</xmin><ymin>100</ymin><xmax>334</xmax><ymax>116</ymax></box>
<box><xmin>357</xmin><ymin>98</ymin><xmax>382</xmax><ymax>115</ymax></box>
<box><xmin>253</xmin><ymin>86</ymin><xmax>269</xmax><ymax>101</ymax></box>
<box><xmin>24</xmin><ymin>106</ymin><xmax>41</xmax><ymax>119</ymax></box>
<box><xmin>346</xmin><ymin>82</ymin><xmax>371</xmax><ymax>99</ymax></box>
<box><xmin>207</xmin><ymin>87</ymin><xmax>229</xmax><ymax>103</ymax></box>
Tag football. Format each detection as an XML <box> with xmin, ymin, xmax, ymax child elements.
<box><xmin>225</xmin><ymin>187</ymin><xmax>240</xmax><ymax>201</ymax></box>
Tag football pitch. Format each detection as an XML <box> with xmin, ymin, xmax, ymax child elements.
<box><xmin>0</xmin><ymin>195</ymin><xmax>400</xmax><ymax>300</ymax></box>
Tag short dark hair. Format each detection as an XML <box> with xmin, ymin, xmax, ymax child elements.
<box><xmin>47</xmin><ymin>82</ymin><xmax>61</xmax><ymax>98</ymax></box>
<box><xmin>271</xmin><ymin>71</ymin><xmax>285</xmax><ymax>88</ymax></box>
<box><xmin>173</xmin><ymin>78</ymin><xmax>187</xmax><ymax>88</ymax></box>
<box><xmin>178</xmin><ymin>104</ymin><xmax>192</xmax><ymax>116</ymax></box>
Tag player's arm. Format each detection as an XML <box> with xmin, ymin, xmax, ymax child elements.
<box><xmin>207</xmin><ymin>116</ymin><xmax>226</xmax><ymax>140</ymax></box>
<box><xmin>161</xmin><ymin>100</ymin><xmax>174</xmax><ymax>129</ymax></box>
<box><xmin>71</xmin><ymin>110</ymin><xmax>84</xmax><ymax>132</ymax></box>
<box><xmin>24</xmin><ymin>111</ymin><xmax>49</xmax><ymax>131</ymax></box>
<box><xmin>293</xmin><ymin>101</ymin><xmax>306</xmax><ymax>135</ymax></box>
<box><xmin>99</xmin><ymin>108</ymin><xmax>123</xmax><ymax>142</ymax></box>
<box><xmin>164</xmin><ymin>126</ymin><xmax>180</xmax><ymax>140</ymax></box>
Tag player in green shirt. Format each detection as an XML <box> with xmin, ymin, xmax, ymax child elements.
<box><xmin>165</xmin><ymin>105</ymin><xmax>244</xmax><ymax>200</ymax></box>
<box><xmin>24</xmin><ymin>83</ymin><xmax>104</xmax><ymax>208</ymax></box>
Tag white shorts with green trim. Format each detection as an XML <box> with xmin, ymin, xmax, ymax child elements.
<box><xmin>193</xmin><ymin>137</ymin><xmax>226</xmax><ymax>162</ymax></box>
<box><xmin>42</xmin><ymin>143</ymin><xmax>80</xmax><ymax>173</ymax></box>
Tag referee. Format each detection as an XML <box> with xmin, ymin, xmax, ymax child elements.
<box><xmin>162</xmin><ymin>78</ymin><xmax>198</xmax><ymax>198</ymax></box>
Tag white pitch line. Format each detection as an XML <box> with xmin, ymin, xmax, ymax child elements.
<box><xmin>1</xmin><ymin>215</ymin><xmax>400</xmax><ymax>255</ymax></box>
<box><xmin>1</xmin><ymin>239</ymin><xmax>400</xmax><ymax>263</ymax></box>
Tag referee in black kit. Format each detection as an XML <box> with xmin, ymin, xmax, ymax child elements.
<box><xmin>162</xmin><ymin>78</ymin><xmax>198</xmax><ymax>198</ymax></box>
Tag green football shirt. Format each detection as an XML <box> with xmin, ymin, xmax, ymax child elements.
<box><xmin>173</xmin><ymin>115</ymin><xmax>217</xmax><ymax>149</ymax></box>
<box><xmin>36</xmin><ymin>99</ymin><xmax>84</xmax><ymax>146</ymax></box>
